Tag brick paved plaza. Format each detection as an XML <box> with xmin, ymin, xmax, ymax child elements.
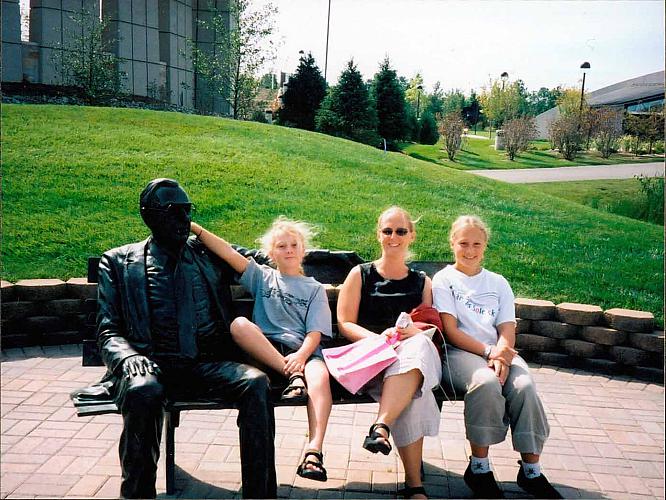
<box><xmin>1</xmin><ymin>344</ymin><xmax>664</xmax><ymax>499</ymax></box>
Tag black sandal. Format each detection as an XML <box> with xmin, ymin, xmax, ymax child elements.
<box><xmin>397</xmin><ymin>485</ymin><xmax>427</xmax><ymax>498</ymax></box>
<box><xmin>362</xmin><ymin>422</ymin><xmax>392</xmax><ymax>455</ymax></box>
<box><xmin>296</xmin><ymin>449</ymin><xmax>327</xmax><ymax>482</ymax></box>
<box><xmin>281</xmin><ymin>373</ymin><xmax>308</xmax><ymax>404</ymax></box>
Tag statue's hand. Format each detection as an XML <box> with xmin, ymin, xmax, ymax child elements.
<box><xmin>122</xmin><ymin>355</ymin><xmax>161</xmax><ymax>379</ymax></box>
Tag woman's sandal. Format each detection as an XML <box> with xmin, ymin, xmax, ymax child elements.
<box><xmin>397</xmin><ymin>485</ymin><xmax>428</xmax><ymax>498</ymax></box>
<box><xmin>296</xmin><ymin>449</ymin><xmax>327</xmax><ymax>482</ymax></box>
<box><xmin>362</xmin><ymin>422</ymin><xmax>392</xmax><ymax>455</ymax></box>
<box><xmin>281</xmin><ymin>373</ymin><xmax>308</xmax><ymax>404</ymax></box>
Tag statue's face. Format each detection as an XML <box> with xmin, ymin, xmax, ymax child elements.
<box><xmin>142</xmin><ymin>185</ymin><xmax>192</xmax><ymax>251</ymax></box>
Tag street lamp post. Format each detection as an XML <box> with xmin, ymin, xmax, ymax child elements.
<box><xmin>579</xmin><ymin>61</ymin><xmax>590</xmax><ymax>114</ymax></box>
<box><xmin>324</xmin><ymin>0</ymin><xmax>331</xmax><ymax>82</ymax></box>
<box><xmin>416</xmin><ymin>84</ymin><xmax>423</xmax><ymax>120</ymax></box>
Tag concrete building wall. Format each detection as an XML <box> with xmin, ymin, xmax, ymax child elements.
<box><xmin>157</xmin><ymin>0</ymin><xmax>194</xmax><ymax>107</ymax></box>
<box><xmin>2</xmin><ymin>0</ymin><xmax>232</xmax><ymax>113</ymax></box>
<box><xmin>28</xmin><ymin>0</ymin><xmax>101</xmax><ymax>85</ymax></box>
<box><xmin>1</xmin><ymin>0</ymin><xmax>23</xmax><ymax>82</ymax></box>
<box><xmin>103</xmin><ymin>0</ymin><xmax>164</xmax><ymax>99</ymax></box>
<box><xmin>534</xmin><ymin>107</ymin><xmax>559</xmax><ymax>140</ymax></box>
<box><xmin>192</xmin><ymin>0</ymin><xmax>231</xmax><ymax>115</ymax></box>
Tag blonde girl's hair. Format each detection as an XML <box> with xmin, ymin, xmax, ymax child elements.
<box><xmin>376</xmin><ymin>205</ymin><xmax>420</xmax><ymax>232</ymax></box>
<box><xmin>258</xmin><ymin>216</ymin><xmax>317</xmax><ymax>272</ymax></box>
<box><xmin>449</xmin><ymin>215</ymin><xmax>491</xmax><ymax>243</ymax></box>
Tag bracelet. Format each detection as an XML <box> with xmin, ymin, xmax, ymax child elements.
<box><xmin>482</xmin><ymin>344</ymin><xmax>492</xmax><ymax>360</ymax></box>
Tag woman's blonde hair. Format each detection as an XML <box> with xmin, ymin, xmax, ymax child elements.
<box><xmin>376</xmin><ymin>206</ymin><xmax>419</xmax><ymax>232</ymax></box>
<box><xmin>258</xmin><ymin>215</ymin><xmax>317</xmax><ymax>256</ymax></box>
<box><xmin>449</xmin><ymin>215</ymin><xmax>490</xmax><ymax>243</ymax></box>
<box><xmin>376</xmin><ymin>206</ymin><xmax>419</xmax><ymax>261</ymax></box>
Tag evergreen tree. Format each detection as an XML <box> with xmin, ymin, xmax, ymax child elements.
<box><xmin>277</xmin><ymin>52</ymin><xmax>326</xmax><ymax>130</ymax></box>
<box><xmin>425</xmin><ymin>81</ymin><xmax>444</xmax><ymax>116</ymax></box>
<box><xmin>371</xmin><ymin>57</ymin><xmax>408</xmax><ymax>143</ymax></box>
<box><xmin>418</xmin><ymin>111</ymin><xmax>439</xmax><ymax>145</ymax></box>
<box><xmin>405</xmin><ymin>107</ymin><xmax>419</xmax><ymax>142</ymax></box>
<box><xmin>463</xmin><ymin>91</ymin><xmax>481</xmax><ymax>132</ymax></box>
<box><xmin>315</xmin><ymin>59</ymin><xmax>377</xmax><ymax>143</ymax></box>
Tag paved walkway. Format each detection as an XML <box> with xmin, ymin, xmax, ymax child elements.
<box><xmin>469</xmin><ymin>162</ymin><xmax>665</xmax><ymax>183</ymax></box>
<box><xmin>1</xmin><ymin>344</ymin><xmax>664</xmax><ymax>499</ymax></box>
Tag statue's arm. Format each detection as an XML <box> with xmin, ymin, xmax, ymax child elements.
<box><xmin>97</xmin><ymin>253</ymin><xmax>140</xmax><ymax>375</ymax></box>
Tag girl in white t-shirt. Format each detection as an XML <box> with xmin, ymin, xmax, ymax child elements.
<box><xmin>432</xmin><ymin>216</ymin><xmax>562</xmax><ymax>499</ymax></box>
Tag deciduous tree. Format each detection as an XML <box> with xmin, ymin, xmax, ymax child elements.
<box><xmin>438</xmin><ymin>112</ymin><xmax>465</xmax><ymax>160</ymax></box>
<box><xmin>479</xmin><ymin>79</ymin><xmax>524</xmax><ymax>129</ymax></box>
<box><xmin>404</xmin><ymin>73</ymin><xmax>424</xmax><ymax>111</ymax></box>
<box><xmin>190</xmin><ymin>0</ymin><xmax>277</xmax><ymax>119</ymax></box>
<box><xmin>503</xmin><ymin>117</ymin><xmax>537</xmax><ymax>160</ymax></box>
<box><xmin>55</xmin><ymin>8</ymin><xmax>125</xmax><ymax>101</ymax></box>
<box><xmin>526</xmin><ymin>87</ymin><xmax>563</xmax><ymax>116</ymax></box>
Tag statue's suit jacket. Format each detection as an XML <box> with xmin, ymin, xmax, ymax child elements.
<box><xmin>96</xmin><ymin>236</ymin><xmax>243</xmax><ymax>380</ymax></box>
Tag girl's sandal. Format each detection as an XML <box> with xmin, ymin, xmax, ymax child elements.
<box><xmin>362</xmin><ymin>422</ymin><xmax>392</xmax><ymax>455</ymax></box>
<box><xmin>296</xmin><ymin>449</ymin><xmax>327</xmax><ymax>482</ymax></box>
<box><xmin>281</xmin><ymin>373</ymin><xmax>308</xmax><ymax>404</ymax></box>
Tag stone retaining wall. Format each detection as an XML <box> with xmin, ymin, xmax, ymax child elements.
<box><xmin>515</xmin><ymin>299</ymin><xmax>663</xmax><ymax>383</ymax></box>
<box><xmin>2</xmin><ymin>279</ymin><xmax>663</xmax><ymax>382</ymax></box>
<box><xmin>1</xmin><ymin>278</ymin><xmax>96</xmax><ymax>349</ymax></box>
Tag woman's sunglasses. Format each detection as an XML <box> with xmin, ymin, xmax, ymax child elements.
<box><xmin>381</xmin><ymin>228</ymin><xmax>410</xmax><ymax>236</ymax></box>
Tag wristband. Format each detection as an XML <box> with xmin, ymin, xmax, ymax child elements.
<box><xmin>482</xmin><ymin>344</ymin><xmax>492</xmax><ymax>360</ymax></box>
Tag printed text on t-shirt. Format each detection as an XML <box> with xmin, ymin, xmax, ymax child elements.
<box><xmin>261</xmin><ymin>287</ymin><xmax>309</xmax><ymax>307</ymax></box>
<box><xmin>451</xmin><ymin>288</ymin><xmax>497</xmax><ymax>318</ymax></box>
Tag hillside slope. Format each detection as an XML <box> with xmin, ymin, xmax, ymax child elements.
<box><xmin>2</xmin><ymin>104</ymin><xmax>663</xmax><ymax>322</ymax></box>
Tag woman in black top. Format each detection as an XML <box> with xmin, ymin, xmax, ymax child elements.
<box><xmin>337</xmin><ymin>206</ymin><xmax>442</xmax><ymax>499</ymax></box>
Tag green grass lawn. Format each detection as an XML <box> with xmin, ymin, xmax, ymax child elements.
<box><xmin>401</xmin><ymin>136</ymin><xmax>663</xmax><ymax>170</ymax></box>
<box><xmin>525</xmin><ymin>179</ymin><xmax>664</xmax><ymax>225</ymax></box>
<box><xmin>2</xmin><ymin>104</ymin><xmax>663</xmax><ymax>324</ymax></box>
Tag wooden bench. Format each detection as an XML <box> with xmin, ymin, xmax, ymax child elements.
<box><xmin>70</xmin><ymin>251</ymin><xmax>453</xmax><ymax>494</ymax></box>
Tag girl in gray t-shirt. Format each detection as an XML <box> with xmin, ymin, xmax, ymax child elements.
<box><xmin>190</xmin><ymin>217</ymin><xmax>332</xmax><ymax>483</ymax></box>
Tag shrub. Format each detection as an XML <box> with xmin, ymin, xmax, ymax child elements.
<box><xmin>593</xmin><ymin>107</ymin><xmax>623</xmax><ymax>158</ymax></box>
<box><xmin>503</xmin><ymin>116</ymin><xmax>537</xmax><ymax>160</ymax></box>
<box><xmin>250</xmin><ymin>109</ymin><xmax>268</xmax><ymax>123</ymax></box>
<box><xmin>437</xmin><ymin>112</ymin><xmax>465</xmax><ymax>160</ymax></box>
<box><xmin>549</xmin><ymin>113</ymin><xmax>583</xmax><ymax>160</ymax></box>
<box><xmin>636</xmin><ymin>175</ymin><xmax>665</xmax><ymax>224</ymax></box>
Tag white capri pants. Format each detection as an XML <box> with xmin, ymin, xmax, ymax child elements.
<box><xmin>366</xmin><ymin>334</ymin><xmax>442</xmax><ymax>448</ymax></box>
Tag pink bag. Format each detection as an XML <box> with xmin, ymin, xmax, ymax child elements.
<box><xmin>322</xmin><ymin>334</ymin><xmax>399</xmax><ymax>395</ymax></box>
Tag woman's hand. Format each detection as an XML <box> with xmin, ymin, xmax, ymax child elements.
<box><xmin>380</xmin><ymin>327</ymin><xmax>403</xmax><ymax>346</ymax></box>
<box><xmin>490</xmin><ymin>358</ymin><xmax>510</xmax><ymax>385</ymax></box>
<box><xmin>489</xmin><ymin>344</ymin><xmax>517</xmax><ymax>367</ymax></box>
<box><xmin>284</xmin><ymin>352</ymin><xmax>307</xmax><ymax>375</ymax></box>
<box><xmin>395</xmin><ymin>324</ymin><xmax>422</xmax><ymax>339</ymax></box>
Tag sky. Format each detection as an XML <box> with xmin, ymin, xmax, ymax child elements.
<box><xmin>263</xmin><ymin>0</ymin><xmax>665</xmax><ymax>95</ymax></box>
